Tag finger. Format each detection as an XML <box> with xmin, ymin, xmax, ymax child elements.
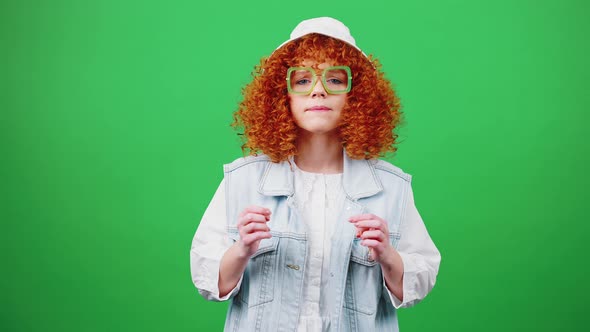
<box><xmin>241</xmin><ymin>206</ymin><xmax>272</xmax><ymax>217</ymax></box>
<box><xmin>241</xmin><ymin>232</ymin><xmax>272</xmax><ymax>246</ymax></box>
<box><xmin>355</xmin><ymin>226</ymin><xmax>370</xmax><ymax>238</ymax></box>
<box><xmin>359</xmin><ymin>230</ymin><xmax>385</xmax><ymax>241</ymax></box>
<box><xmin>239</xmin><ymin>213</ymin><xmax>270</xmax><ymax>226</ymax></box>
<box><xmin>354</xmin><ymin>225</ymin><xmax>381</xmax><ymax>238</ymax></box>
<box><xmin>240</xmin><ymin>209</ymin><xmax>271</xmax><ymax>222</ymax></box>
<box><xmin>360</xmin><ymin>239</ymin><xmax>381</xmax><ymax>249</ymax></box>
<box><xmin>348</xmin><ymin>213</ymin><xmax>383</xmax><ymax>222</ymax></box>
<box><xmin>350</xmin><ymin>219</ymin><xmax>385</xmax><ymax>232</ymax></box>
<box><xmin>240</xmin><ymin>222</ymin><xmax>270</xmax><ymax>236</ymax></box>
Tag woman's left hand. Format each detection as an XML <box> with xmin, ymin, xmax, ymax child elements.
<box><xmin>348</xmin><ymin>214</ymin><xmax>395</xmax><ymax>264</ymax></box>
<box><xmin>349</xmin><ymin>213</ymin><xmax>405</xmax><ymax>299</ymax></box>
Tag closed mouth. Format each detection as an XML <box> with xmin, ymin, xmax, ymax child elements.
<box><xmin>307</xmin><ymin>106</ymin><xmax>331</xmax><ymax>111</ymax></box>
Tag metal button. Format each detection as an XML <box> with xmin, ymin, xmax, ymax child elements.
<box><xmin>367</xmin><ymin>248</ymin><xmax>376</xmax><ymax>261</ymax></box>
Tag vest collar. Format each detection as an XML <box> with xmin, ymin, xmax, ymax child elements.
<box><xmin>258</xmin><ymin>149</ymin><xmax>383</xmax><ymax>200</ymax></box>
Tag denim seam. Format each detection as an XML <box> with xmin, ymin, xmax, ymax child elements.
<box><xmin>373</xmin><ymin>163</ymin><xmax>412</xmax><ymax>182</ymax></box>
<box><xmin>397</xmin><ymin>179</ymin><xmax>411</xmax><ymax>240</ymax></box>
<box><xmin>333</xmin><ymin>213</ymin><xmax>357</xmax><ymax>332</ymax></box>
<box><xmin>227</xmin><ymin>227</ymin><xmax>308</xmax><ymax>241</ymax></box>
<box><xmin>224</xmin><ymin>155</ymin><xmax>271</xmax><ymax>173</ymax></box>
<box><xmin>345</xmin><ymin>272</ymin><xmax>358</xmax><ymax>331</ymax></box>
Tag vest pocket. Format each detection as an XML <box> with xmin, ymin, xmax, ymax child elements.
<box><xmin>228</xmin><ymin>230</ymin><xmax>279</xmax><ymax>307</ymax></box>
<box><xmin>344</xmin><ymin>232</ymin><xmax>402</xmax><ymax>315</ymax></box>
<box><xmin>350</xmin><ymin>237</ymin><xmax>379</xmax><ymax>266</ymax></box>
<box><xmin>250</xmin><ymin>237</ymin><xmax>279</xmax><ymax>258</ymax></box>
<box><xmin>345</xmin><ymin>238</ymin><xmax>380</xmax><ymax>315</ymax></box>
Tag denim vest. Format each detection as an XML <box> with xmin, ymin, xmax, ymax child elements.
<box><xmin>223</xmin><ymin>151</ymin><xmax>412</xmax><ymax>332</ymax></box>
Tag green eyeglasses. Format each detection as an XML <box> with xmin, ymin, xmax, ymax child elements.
<box><xmin>286</xmin><ymin>66</ymin><xmax>352</xmax><ymax>95</ymax></box>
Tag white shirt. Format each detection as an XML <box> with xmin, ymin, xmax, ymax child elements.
<box><xmin>293</xmin><ymin>166</ymin><xmax>345</xmax><ymax>331</ymax></box>
<box><xmin>190</xmin><ymin>165</ymin><xmax>440</xmax><ymax>329</ymax></box>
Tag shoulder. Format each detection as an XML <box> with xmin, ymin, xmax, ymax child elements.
<box><xmin>370</xmin><ymin>158</ymin><xmax>412</xmax><ymax>183</ymax></box>
<box><xmin>223</xmin><ymin>154</ymin><xmax>272</xmax><ymax>173</ymax></box>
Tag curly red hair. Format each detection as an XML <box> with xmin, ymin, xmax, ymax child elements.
<box><xmin>232</xmin><ymin>33</ymin><xmax>402</xmax><ymax>162</ymax></box>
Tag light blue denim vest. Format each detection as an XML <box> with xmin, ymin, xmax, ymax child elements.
<box><xmin>223</xmin><ymin>151</ymin><xmax>412</xmax><ymax>332</ymax></box>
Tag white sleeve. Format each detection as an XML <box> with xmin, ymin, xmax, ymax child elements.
<box><xmin>385</xmin><ymin>184</ymin><xmax>441</xmax><ymax>309</ymax></box>
<box><xmin>190</xmin><ymin>179</ymin><xmax>243</xmax><ymax>301</ymax></box>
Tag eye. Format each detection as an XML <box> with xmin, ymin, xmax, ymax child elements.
<box><xmin>295</xmin><ymin>79</ymin><xmax>312</xmax><ymax>85</ymax></box>
<box><xmin>326</xmin><ymin>78</ymin><xmax>344</xmax><ymax>85</ymax></box>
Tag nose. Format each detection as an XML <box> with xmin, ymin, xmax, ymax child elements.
<box><xmin>310</xmin><ymin>77</ymin><xmax>327</xmax><ymax>98</ymax></box>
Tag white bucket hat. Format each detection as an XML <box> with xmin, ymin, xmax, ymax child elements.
<box><xmin>274</xmin><ymin>17</ymin><xmax>366</xmax><ymax>57</ymax></box>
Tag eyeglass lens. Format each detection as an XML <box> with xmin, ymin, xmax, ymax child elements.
<box><xmin>289</xmin><ymin>68</ymin><xmax>349</xmax><ymax>94</ymax></box>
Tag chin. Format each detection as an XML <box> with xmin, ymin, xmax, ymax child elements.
<box><xmin>299</xmin><ymin>126</ymin><xmax>339</xmax><ymax>135</ymax></box>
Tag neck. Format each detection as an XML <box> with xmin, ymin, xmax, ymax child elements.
<box><xmin>294</xmin><ymin>131</ymin><xmax>343</xmax><ymax>174</ymax></box>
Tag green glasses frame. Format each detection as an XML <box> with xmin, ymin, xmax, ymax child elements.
<box><xmin>286</xmin><ymin>65</ymin><xmax>352</xmax><ymax>95</ymax></box>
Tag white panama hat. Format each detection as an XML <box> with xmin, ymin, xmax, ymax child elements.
<box><xmin>274</xmin><ymin>17</ymin><xmax>367</xmax><ymax>57</ymax></box>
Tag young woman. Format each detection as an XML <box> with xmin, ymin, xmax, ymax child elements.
<box><xmin>190</xmin><ymin>17</ymin><xmax>441</xmax><ymax>331</ymax></box>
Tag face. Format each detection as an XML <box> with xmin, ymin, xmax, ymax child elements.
<box><xmin>288</xmin><ymin>61</ymin><xmax>348</xmax><ymax>135</ymax></box>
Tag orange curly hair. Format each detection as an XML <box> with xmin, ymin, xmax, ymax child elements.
<box><xmin>232</xmin><ymin>33</ymin><xmax>402</xmax><ymax>162</ymax></box>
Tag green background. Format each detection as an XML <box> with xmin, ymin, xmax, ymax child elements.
<box><xmin>2</xmin><ymin>0</ymin><xmax>588</xmax><ymax>331</ymax></box>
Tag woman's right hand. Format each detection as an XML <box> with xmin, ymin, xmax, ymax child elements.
<box><xmin>236</xmin><ymin>206</ymin><xmax>272</xmax><ymax>258</ymax></box>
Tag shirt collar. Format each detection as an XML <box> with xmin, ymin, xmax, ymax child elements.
<box><xmin>258</xmin><ymin>149</ymin><xmax>383</xmax><ymax>200</ymax></box>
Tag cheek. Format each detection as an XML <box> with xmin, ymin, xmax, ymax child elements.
<box><xmin>336</xmin><ymin>96</ymin><xmax>348</xmax><ymax>111</ymax></box>
<box><xmin>288</xmin><ymin>96</ymin><xmax>305</xmax><ymax>113</ymax></box>
<box><xmin>287</xmin><ymin>98</ymin><xmax>302</xmax><ymax>122</ymax></box>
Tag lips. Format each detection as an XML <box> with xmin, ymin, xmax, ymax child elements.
<box><xmin>307</xmin><ymin>106</ymin><xmax>331</xmax><ymax>112</ymax></box>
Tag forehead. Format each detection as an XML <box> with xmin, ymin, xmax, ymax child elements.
<box><xmin>300</xmin><ymin>60</ymin><xmax>335</xmax><ymax>69</ymax></box>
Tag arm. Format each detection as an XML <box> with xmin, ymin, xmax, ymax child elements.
<box><xmin>385</xmin><ymin>185</ymin><xmax>441</xmax><ymax>308</ymax></box>
<box><xmin>190</xmin><ymin>179</ymin><xmax>238</xmax><ymax>301</ymax></box>
<box><xmin>218</xmin><ymin>206</ymin><xmax>271</xmax><ymax>297</ymax></box>
<box><xmin>380</xmin><ymin>246</ymin><xmax>405</xmax><ymax>301</ymax></box>
<box><xmin>190</xmin><ymin>179</ymin><xmax>272</xmax><ymax>300</ymax></box>
<box><xmin>349</xmin><ymin>184</ymin><xmax>441</xmax><ymax>308</ymax></box>
<box><xmin>348</xmin><ymin>215</ymin><xmax>406</xmax><ymax>301</ymax></box>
